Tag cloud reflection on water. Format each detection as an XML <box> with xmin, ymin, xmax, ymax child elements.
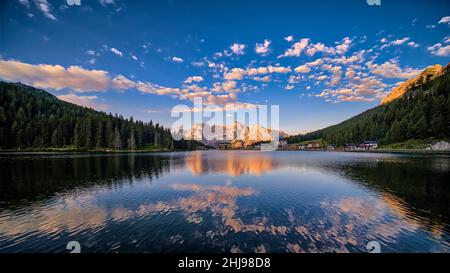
<box><xmin>0</xmin><ymin>152</ymin><xmax>449</xmax><ymax>252</ymax></box>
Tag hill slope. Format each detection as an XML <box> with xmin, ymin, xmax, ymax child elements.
<box><xmin>381</xmin><ymin>64</ymin><xmax>446</xmax><ymax>105</ymax></box>
<box><xmin>288</xmin><ymin>63</ymin><xmax>450</xmax><ymax>146</ymax></box>
<box><xmin>0</xmin><ymin>81</ymin><xmax>188</xmax><ymax>150</ymax></box>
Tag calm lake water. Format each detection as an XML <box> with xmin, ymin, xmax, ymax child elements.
<box><xmin>0</xmin><ymin>151</ymin><xmax>449</xmax><ymax>253</ymax></box>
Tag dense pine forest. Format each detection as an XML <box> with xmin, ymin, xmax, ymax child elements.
<box><xmin>288</xmin><ymin>66</ymin><xmax>450</xmax><ymax>146</ymax></box>
<box><xmin>0</xmin><ymin>81</ymin><xmax>196</xmax><ymax>151</ymax></box>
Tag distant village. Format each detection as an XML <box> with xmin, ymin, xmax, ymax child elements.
<box><xmin>215</xmin><ymin>138</ymin><xmax>379</xmax><ymax>151</ymax></box>
<box><xmin>192</xmin><ymin>123</ymin><xmax>381</xmax><ymax>152</ymax></box>
<box><xmin>293</xmin><ymin>140</ymin><xmax>379</xmax><ymax>151</ymax></box>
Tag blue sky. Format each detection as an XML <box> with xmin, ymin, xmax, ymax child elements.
<box><xmin>0</xmin><ymin>0</ymin><xmax>449</xmax><ymax>134</ymax></box>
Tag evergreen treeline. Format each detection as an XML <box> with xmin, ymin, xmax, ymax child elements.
<box><xmin>0</xmin><ymin>81</ymin><xmax>197</xmax><ymax>150</ymax></box>
<box><xmin>288</xmin><ymin>68</ymin><xmax>450</xmax><ymax>146</ymax></box>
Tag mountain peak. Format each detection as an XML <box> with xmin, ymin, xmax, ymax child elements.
<box><xmin>380</xmin><ymin>63</ymin><xmax>447</xmax><ymax>105</ymax></box>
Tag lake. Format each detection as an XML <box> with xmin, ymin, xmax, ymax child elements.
<box><xmin>0</xmin><ymin>151</ymin><xmax>449</xmax><ymax>253</ymax></box>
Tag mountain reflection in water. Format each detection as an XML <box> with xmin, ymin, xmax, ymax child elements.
<box><xmin>0</xmin><ymin>151</ymin><xmax>449</xmax><ymax>253</ymax></box>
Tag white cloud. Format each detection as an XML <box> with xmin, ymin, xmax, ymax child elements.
<box><xmin>112</xmin><ymin>75</ymin><xmax>136</xmax><ymax>90</ymax></box>
<box><xmin>267</xmin><ymin>66</ymin><xmax>291</xmax><ymax>74</ymax></box>
<box><xmin>334</xmin><ymin>37</ymin><xmax>352</xmax><ymax>55</ymax></box>
<box><xmin>205</xmin><ymin>93</ymin><xmax>238</xmax><ymax>105</ymax></box>
<box><xmin>438</xmin><ymin>16</ymin><xmax>450</xmax><ymax>26</ymax></box>
<box><xmin>284</xmin><ymin>36</ymin><xmax>294</xmax><ymax>42</ymax></box>
<box><xmin>315</xmin><ymin>75</ymin><xmax>327</xmax><ymax>81</ymax></box>
<box><xmin>0</xmin><ymin>60</ymin><xmax>110</xmax><ymax>92</ymax></box>
<box><xmin>191</xmin><ymin>61</ymin><xmax>205</xmax><ymax>67</ymax></box>
<box><xmin>211</xmin><ymin>81</ymin><xmax>239</xmax><ymax>93</ymax></box>
<box><xmin>368</xmin><ymin>59</ymin><xmax>422</xmax><ymax>79</ymax></box>
<box><xmin>380</xmin><ymin>37</ymin><xmax>419</xmax><ymax>50</ymax></box>
<box><xmin>427</xmin><ymin>43</ymin><xmax>450</xmax><ymax>56</ymax></box>
<box><xmin>255</xmin><ymin>39</ymin><xmax>271</xmax><ymax>56</ymax></box>
<box><xmin>18</xmin><ymin>0</ymin><xmax>31</xmax><ymax>8</ymax></box>
<box><xmin>244</xmin><ymin>65</ymin><xmax>291</xmax><ymax>77</ymax></box>
<box><xmin>185</xmin><ymin>84</ymin><xmax>207</xmax><ymax>93</ymax></box>
<box><xmin>98</xmin><ymin>0</ymin><xmax>115</xmax><ymax>6</ymax></box>
<box><xmin>280</xmin><ymin>38</ymin><xmax>309</xmax><ymax>57</ymax></box>
<box><xmin>252</xmin><ymin>76</ymin><xmax>271</xmax><ymax>82</ymax></box>
<box><xmin>230</xmin><ymin>43</ymin><xmax>246</xmax><ymax>55</ymax></box>
<box><xmin>142</xmin><ymin>109</ymin><xmax>160</xmax><ymax>114</ymax></box>
<box><xmin>110</xmin><ymin>48</ymin><xmax>123</xmax><ymax>57</ymax></box>
<box><xmin>19</xmin><ymin>0</ymin><xmax>57</xmax><ymax>20</ymax></box>
<box><xmin>172</xmin><ymin>56</ymin><xmax>184</xmax><ymax>63</ymax></box>
<box><xmin>315</xmin><ymin>87</ymin><xmax>377</xmax><ymax>103</ymax></box>
<box><xmin>306</xmin><ymin>59</ymin><xmax>324</xmax><ymax>67</ymax></box>
<box><xmin>306</xmin><ymin>42</ymin><xmax>334</xmax><ymax>56</ymax></box>
<box><xmin>345</xmin><ymin>68</ymin><xmax>356</xmax><ymax>79</ymax></box>
<box><xmin>57</xmin><ymin>94</ymin><xmax>109</xmax><ymax>111</ymax></box>
<box><xmin>407</xmin><ymin>42</ymin><xmax>420</xmax><ymax>48</ymax></box>
<box><xmin>339</xmin><ymin>96</ymin><xmax>375</xmax><ymax>102</ymax></box>
<box><xmin>86</xmin><ymin>50</ymin><xmax>97</xmax><ymax>56</ymax></box>
<box><xmin>323</xmin><ymin>64</ymin><xmax>343</xmax><ymax>86</ymax></box>
<box><xmin>224</xmin><ymin>68</ymin><xmax>246</xmax><ymax>80</ymax></box>
<box><xmin>285</xmin><ymin>85</ymin><xmax>294</xmax><ymax>90</ymax></box>
<box><xmin>282</xmin><ymin>37</ymin><xmax>352</xmax><ymax>58</ymax></box>
<box><xmin>391</xmin><ymin>37</ymin><xmax>410</xmax><ymax>45</ymax></box>
<box><xmin>184</xmin><ymin>76</ymin><xmax>204</xmax><ymax>84</ymax></box>
<box><xmin>35</xmin><ymin>0</ymin><xmax>56</xmax><ymax>20</ymax></box>
<box><xmin>294</xmin><ymin>65</ymin><xmax>311</xmax><ymax>73</ymax></box>
<box><xmin>136</xmin><ymin>82</ymin><xmax>188</xmax><ymax>96</ymax></box>
<box><xmin>330</xmin><ymin>54</ymin><xmax>361</xmax><ymax>65</ymax></box>
<box><xmin>247</xmin><ymin>67</ymin><xmax>268</xmax><ymax>76</ymax></box>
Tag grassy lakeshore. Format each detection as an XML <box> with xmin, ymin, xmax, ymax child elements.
<box><xmin>291</xmin><ymin>148</ymin><xmax>450</xmax><ymax>155</ymax></box>
<box><xmin>344</xmin><ymin>149</ymin><xmax>450</xmax><ymax>155</ymax></box>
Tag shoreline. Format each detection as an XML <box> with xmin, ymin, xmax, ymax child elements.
<box><xmin>1</xmin><ymin>148</ymin><xmax>450</xmax><ymax>156</ymax></box>
<box><xmin>344</xmin><ymin>149</ymin><xmax>450</xmax><ymax>155</ymax></box>
<box><xmin>283</xmin><ymin>149</ymin><xmax>450</xmax><ymax>155</ymax></box>
<box><xmin>0</xmin><ymin>149</ymin><xmax>194</xmax><ymax>156</ymax></box>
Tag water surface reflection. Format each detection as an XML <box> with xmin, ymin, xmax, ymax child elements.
<box><xmin>0</xmin><ymin>151</ymin><xmax>449</xmax><ymax>252</ymax></box>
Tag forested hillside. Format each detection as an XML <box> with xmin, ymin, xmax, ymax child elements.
<box><xmin>288</xmin><ymin>64</ymin><xmax>450</xmax><ymax>146</ymax></box>
<box><xmin>0</xmin><ymin>82</ymin><xmax>195</xmax><ymax>150</ymax></box>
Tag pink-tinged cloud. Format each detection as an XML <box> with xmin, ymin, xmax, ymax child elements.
<box><xmin>0</xmin><ymin>60</ymin><xmax>110</xmax><ymax>92</ymax></box>
<box><xmin>368</xmin><ymin>60</ymin><xmax>422</xmax><ymax>79</ymax></box>
<box><xmin>112</xmin><ymin>74</ymin><xmax>136</xmax><ymax>90</ymax></box>
<box><xmin>57</xmin><ymin>93</ymin><xmax>110</xmax><ymax>111</ymax></box>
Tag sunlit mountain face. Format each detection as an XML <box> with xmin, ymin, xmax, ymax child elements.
<box><xmin>0</xmin><ymin>0</ymin><xmax>449</xmax><ymax>135</ymax></box>
<box><xmin>183</xmin><ymin>122</ymin><xmax>288</xmax><ymax>146</ymax></box>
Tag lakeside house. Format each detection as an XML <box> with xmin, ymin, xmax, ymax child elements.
<box><xmin>307</xmin><ymin>141</ymin><xmax>322</xmax><ymax>150</ymax></box>
<box><xmin>327</xmin><ymin>144</ymin><xmax>337</xmax><ymax>151</ymax></box>
<box><xmin>344</xmin><ymin>141</ymin><xmax>379</xmax><ymax>151</ymax></box>
<box><xmin>217</xmin><ymin>139</ymin><xmax>378</xmax><ymax>151</ymax></box>
<box><xmin>279</xmin><ymin>139</ymin><xmax>288</xmax><ymax>148</ymax></box>
<box><xmin>361</xmin><ymin>140</ymin><xmax>379</xmax><ymax>150</ymax></box>
<box><xmin>218</xmin><ymin>142</ymin><xmax>232</xmax><ymax>150</ymax></box>
<box><xmin>429</xmin><ymin>141</ymin><xmax>450</xmax><ymax>151</ymax></box>
<box><xmin>344</xmin><ymin>143</ymin><xmax>358</xmax><ymax>151</ymax></box>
